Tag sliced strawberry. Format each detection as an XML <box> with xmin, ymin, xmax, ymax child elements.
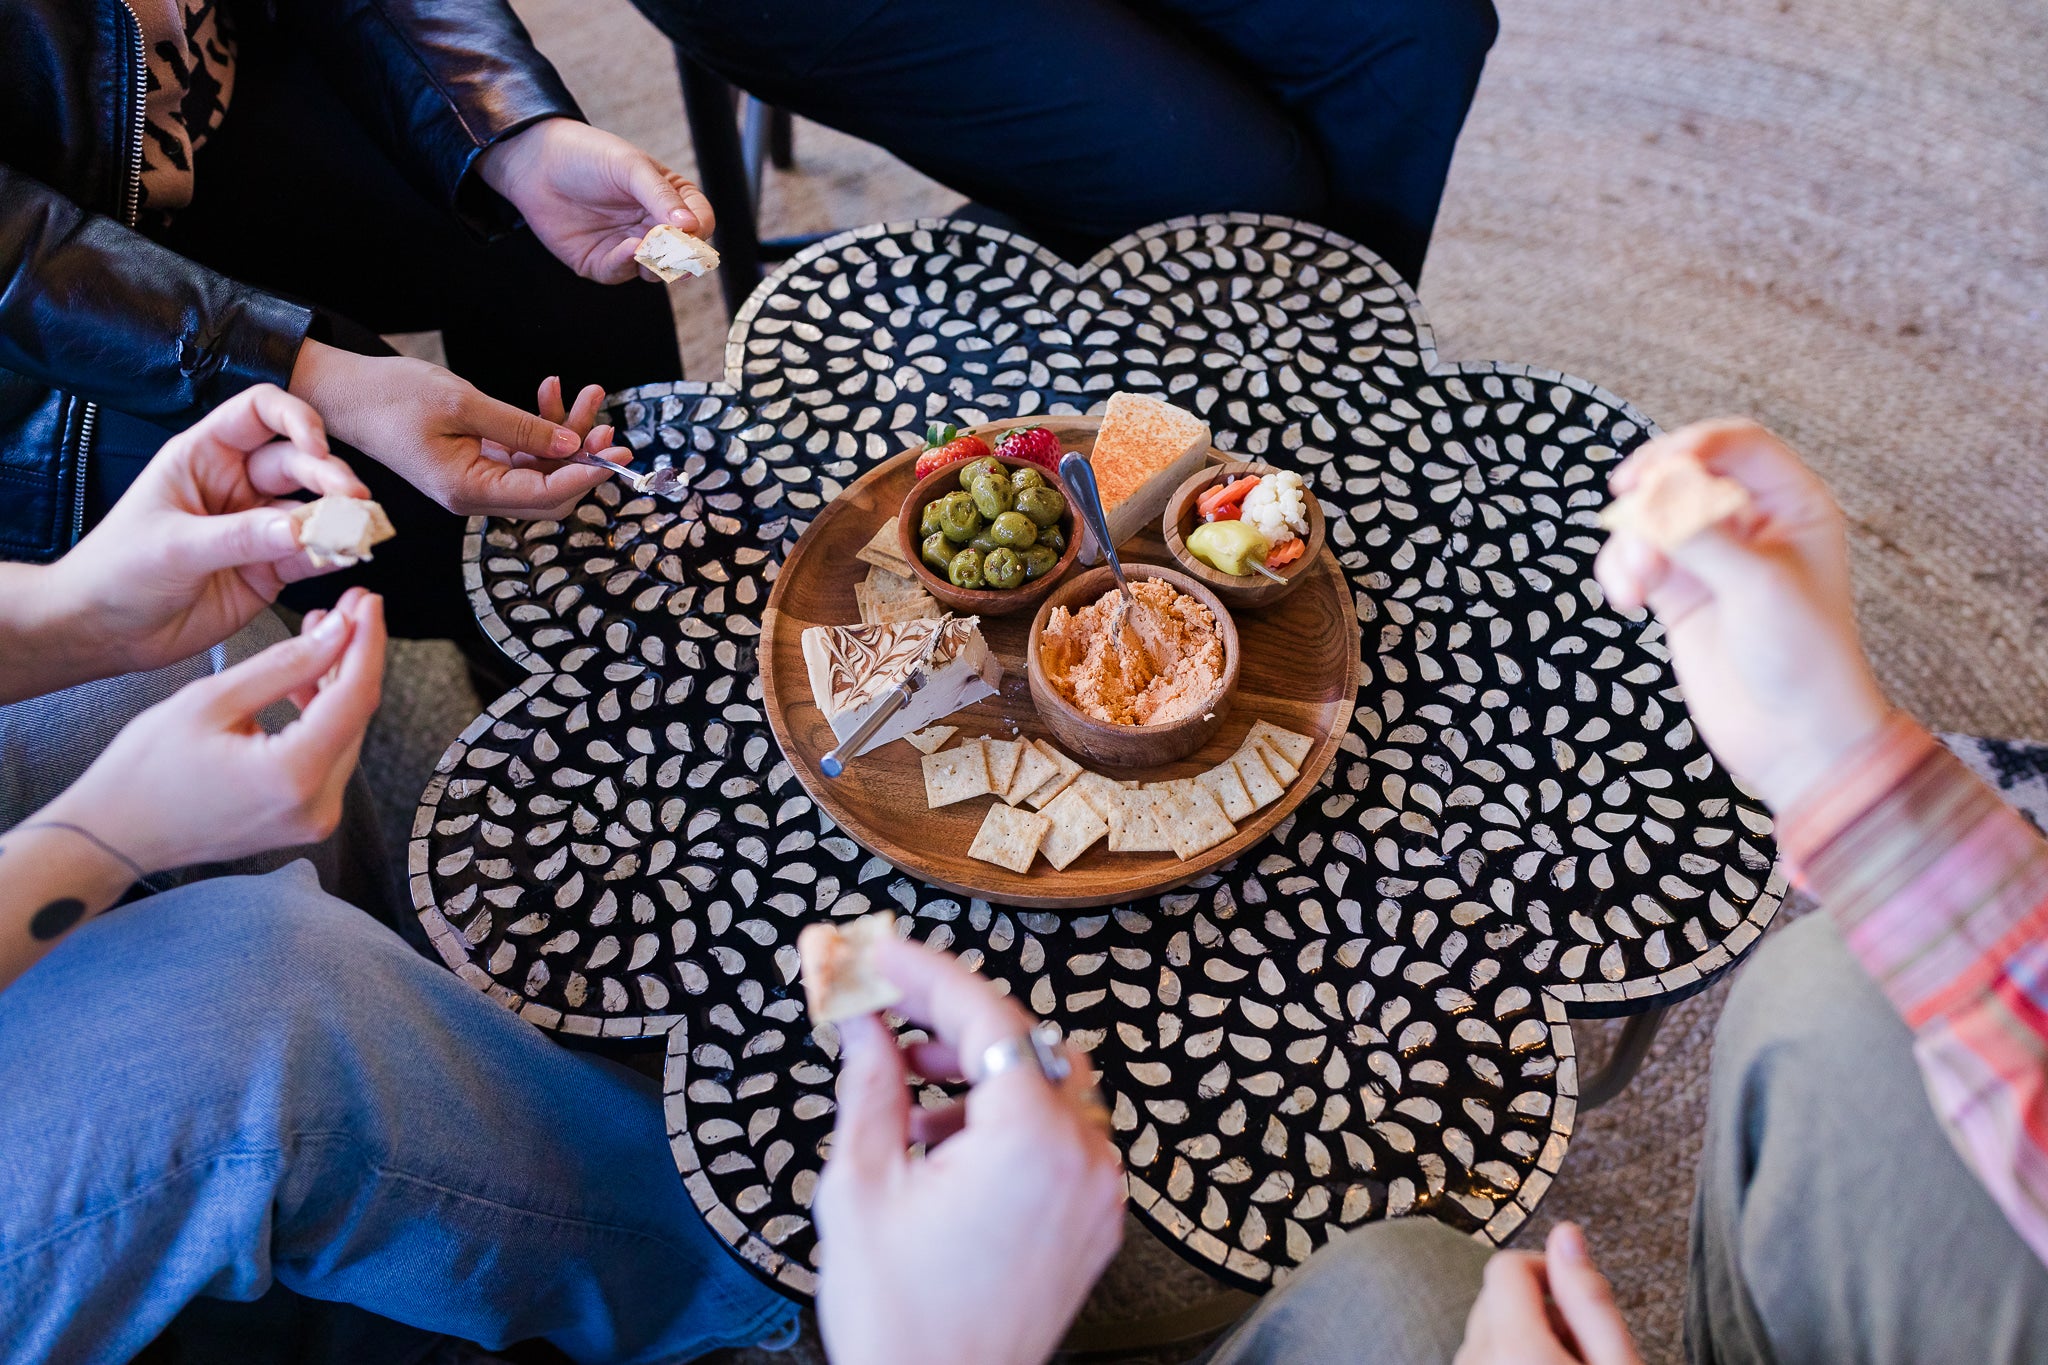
<box><xmin>991</xmin><ymin>424</ymin><xmax>1063</xmax><ymax>475</ymax></box>
<box><xmin>914</xmin><ymin>423</ymin><xmax>994</xmax><ymax>480</ymax></box>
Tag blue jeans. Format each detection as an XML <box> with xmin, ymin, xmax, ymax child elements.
<box><xmin>0</xmin><ymin>862</ymin><xmax>795</xmax><ymax>1365</ymax></box>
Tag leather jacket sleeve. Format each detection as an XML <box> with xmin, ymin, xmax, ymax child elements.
<box><xmin>280</xmin><ymin>0</ymin><xmax>587</xmax><ymax>234</ymax></box>
<box><xmin>0</xmin><ymin>166</ymin><xmax>311</xmax><ymax>423</ymax></box>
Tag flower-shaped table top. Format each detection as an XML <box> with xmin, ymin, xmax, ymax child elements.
<box><xmin>411</xmin><ymin>215</ymin><xmax>1786</xmax><ymax>1296</ymax></box>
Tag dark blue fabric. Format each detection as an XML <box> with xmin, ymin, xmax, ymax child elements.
<box><xmin>644</xmin><ymin>0</ymin><xmax>1497</xmax><ymax>283</ymax></box>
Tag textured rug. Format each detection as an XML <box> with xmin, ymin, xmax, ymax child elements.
<box><xmin>362</xmin><ymin>0</ymin><xmax>2048</xmax><ymax>1359</ymax></box>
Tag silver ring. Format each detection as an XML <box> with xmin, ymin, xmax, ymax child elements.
<box><xmin>972</xmin><ymin>1021</ymin><xmax>1071</xmax><ymax>1087</ymax></box>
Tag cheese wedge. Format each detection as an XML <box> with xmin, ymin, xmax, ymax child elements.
<box><xmin>1078</xmin><ymin>392</ymin><xmax>1210</xmax><ymax>563</ymax></box>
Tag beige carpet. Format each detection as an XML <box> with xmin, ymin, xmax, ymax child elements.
<box><xmin>445</xmin><ymin>0</ymin><xmax>2048</xmax><ymax>1359</ymax></box>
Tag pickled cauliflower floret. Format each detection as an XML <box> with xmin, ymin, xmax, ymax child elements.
<box><xmin>1242</xmin><ymin>470</ymin><xmax>1308</xmax><ymax>543</ymax></box>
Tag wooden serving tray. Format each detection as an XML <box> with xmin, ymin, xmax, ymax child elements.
<box><xmin>760</xmin><ymin>419</ymin><xmax>1361</xmax><ymax>909</ymax></box>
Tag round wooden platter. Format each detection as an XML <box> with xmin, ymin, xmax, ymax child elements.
<box><xmin>760</xmin><ymin>422</ymin><xmax>1361</xmax><ymax>910</ymax></box>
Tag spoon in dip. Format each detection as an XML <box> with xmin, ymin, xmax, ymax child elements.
<box><xmin>1059</xmin><ymin>451</ymin><xmax>1169</xmax><ymax>669</ymax></box>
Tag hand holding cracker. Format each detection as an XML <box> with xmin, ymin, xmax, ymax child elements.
<box><xmin>1593</xmin><ymin>419</ymin><xmax>1891</xmax><ymax>813</ymax></box>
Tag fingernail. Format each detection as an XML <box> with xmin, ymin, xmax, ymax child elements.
<box><xmin>550</xmin><ymin>429</ymin><xmax>580</xmax><ymax>457</ymax></box>
<box><xmin>312</xmin><ymin>610</ymin><xmax>349</xmax><ymax>640</ymax></box>
<box><xmin>670</xmin><ymin>208</ymin><xmax>690</xmax><ymax>226</ymax></box>
<box><xmin>1552</xmin><ymin>1222</ymin><xmax>1588</xmax><ymax>1262</ymax></box>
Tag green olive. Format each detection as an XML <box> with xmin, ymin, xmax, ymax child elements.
<box><xmin>921</xmin><ymin>531</ymin><xmax>958</xmax><ymax>573</ymax></box>
<box><xmin>968</xmin><ymin>531</ymin><xmax>1001</xmax><ymax>554</ymax></box>
<box><xmin>989</xmin><ymin>510</ymin><xmax>1038</xmax><ymax>549</ymax></box>
<box><xmin>936</xmin><ymin>491</ymin><xmax>982</xmax><ymax>544</ymax></box>
<box><xmin>1036</xmin><ymin>523</ymin><xmax>1067</xmax><ymax>555</ymax></box>
<box><xmin>919</xmin><ymin>499</ymin><xmax>944</xmax><ymax>539</ymax></box>
<box><xmin>1009</xmin><ymin>466</ymin><xmax>1047</xmax><ymax>493</ymax></box>
<box><xmin>968</xmin><ymin>474</ymin><xmax>1015</xmax><ymax>520</ymax></box>
<box><xmin>947</xmin><ymin>547</ymin><xmax>986</xmax><ymax>589</ymax></box>
<box><xmin>983</xmin><ymin>547</ymin><xmax>1025</xmax><ymax>590</ymax></box>
<box><xmin>1020</xmin><ymin>545</ymin><xmax>1058</xmax><ymax>581</ymax></box>
<box><xmin>958</xmin><ymin>457</ymin><xmax>1007</xmax><ymax>490</ymax></box>
<box><xmin>1015</xmin><ymin>485</ymin><xmax>1066</xmax><ymax>529</ymax></box>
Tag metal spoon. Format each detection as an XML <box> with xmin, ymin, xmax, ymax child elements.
<box><xmin>564</xmin><ymin>450</ymin><xmax>685</xmax><ymax>497</ymax></box>
<box><xmin>1058</xmin><ymin>451</ymin><xmax>1166</xmax><ymax>667</ymax></box>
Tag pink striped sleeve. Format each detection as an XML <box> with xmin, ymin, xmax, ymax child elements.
<box><xmin>1781</xmin><ymin>717</ymin><xmax>2048</xmax><ymax>1267</ymax></box>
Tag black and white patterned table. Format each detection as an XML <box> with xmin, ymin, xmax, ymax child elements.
<box><xmin>410</xmin><ymin>215</ymin><xmax>1787</xmax><ymax>1297</ymax></box>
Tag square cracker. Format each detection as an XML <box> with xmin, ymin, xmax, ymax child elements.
<box><xmin>1071</xmin><ymin>772</ymin><xmax>1126</xmax><ymax>820</ymax></box>
<box><xmin>968</xmin><ymin>802</ymin><xmax>1050</xmax><ymax>874</ymax></box>
<box><xmin>864</xmin><ymin>565</ymin><xmax>924</xmax><ymax>601</ymax></box>
<box><xmin>1022</xmin><ymin>741</ymin><xmax>1083</xmax><ymax>808</ymax></box>
<box><xmin>1597</xmin><ymin>456</ymin><xmax>1751</xmax><ymax>550</ymax></box>
<box><xmin>902</xmin><ymin>725</ymin><xmax>956</xmax><ymax>755</ymax></box>
<box><xmin>922</xmin><ymin>741</ymin><xmax>991</xmax><ymax>808</ymax></box>
<box><xmin>1250</xmin><ymin>738</ymin><xmax>1300</xmax><ymax>786</ymax></box>
<box><xmin>981</xmin><ymin>737</ymin><xmax>1023</xmax><ymax>796</ymax></box>
<box><xmin>1197</xmin><ymin>762</ymin><xmax>1256</xmax><ymax>821</ymax></box>
<box><xmin>1039</xmin><ymin>786</ymin><xmax>1110</xmax><ymax>870</ymax></box>
<box><xmin>797</xmin><ymin>911</ymin><xmax>902</xmax><ymax>1023</ymax></box>
<box><xmin>1143</xmin><ymin>778</ymin><xmax>1200</xmax><ymax>800</ymax></box>
<box><xmin>1005</xmin><ymin>744</ymin><xmax>1058</xmax><ymax>806</ymax></box>
<box><xmin>1158</xmin><ymin>784</ymin><xmax>1237</xmax><ymax>860</ymax></box>
<box><xmin>1234</xmin><ymin>749</ymin><xmax>1286</xmax><ymax>812</ymax></box>
<box><xmin>1106</xmin><ymin>789</ymin><xmax>1174</xmax><ymax>853</ymax></box>
<box><xmin>1245</xmin><ymin>720</ymin><xmax>1314</xmax><ymax>771</ymax></box>
<box><xmin>855</xmin><ymin>521</ymin><xmax>914</xmax><ymax>574</ymax></box>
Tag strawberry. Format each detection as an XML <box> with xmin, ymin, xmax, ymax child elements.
<box><xmin>991</xmin><ymin>424</ymin><xmax>1063</xmax><ymax>475</ymax></box>
<box><xmin>914</xmin><ymin>423</ymin><xmax>993</xmax><ymax>480</ymax></box>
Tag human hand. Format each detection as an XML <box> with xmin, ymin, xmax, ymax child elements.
<box><xmin>288</xmin><ymin>340</ymin><xmax>627</xmax><ymax>518</ymax></box>
<box><xmin>813</xmin><ymin>936</ymin><xmax>1126</xmax><ymax>1365</ymax></box>
<box><xmin>42</xmin><ymin>590</ymin><xmax>386</xmax><ymax>876</ymax></box>
<box><xmin>1455</xmin><ymin>1224</ymin><xmax>1643</xmax><ymax>1365</ymax></box>
<box><xmin>1593</xmin><ymin>419</ymin><xmax>1891</xmax><ymax>812</ymax></box>
<box><xmin>43</xmin><ymin>384</ymin><xmax>367</xmax><ymax>678</ymax></box>
<box><xmin>477</xmin><ymin>117</ymin><xmax>715</xmax><ymax>284</ymax></box>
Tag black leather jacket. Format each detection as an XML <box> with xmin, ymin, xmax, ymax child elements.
<box><xmin>0</xmin><ymin>0</ymin><xmax>581</xmax><ymax>561</ymax></box>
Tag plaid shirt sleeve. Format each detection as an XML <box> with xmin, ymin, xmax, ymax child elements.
<box><xmin>1781</xmin><ymin>715</ymin><xmax>2048</xmax><ymax>1266</ymax></box>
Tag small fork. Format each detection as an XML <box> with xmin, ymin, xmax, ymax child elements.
<box><xmin>565</xmin><ymin>451</ymin><xmax>686</xmax><ymax>497</ymax></box>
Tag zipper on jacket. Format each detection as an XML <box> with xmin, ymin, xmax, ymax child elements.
<box><xmin>72</xmin><ymin>0</ymin><xmax>150</xmax><ymax>545</ymax></box>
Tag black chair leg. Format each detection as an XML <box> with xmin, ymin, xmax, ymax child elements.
<box><xmin>674</xmin><ymin>49</ymin><xmax>763</xmax><ymax>319</ymax></box>
<box><xmin>769</xmin><ymin>105</ymin><xmax>795</xmax><ymax>169</ymax></box>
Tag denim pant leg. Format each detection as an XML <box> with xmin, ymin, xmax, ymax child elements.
<box><xmin>1687</xmin><ymin>914</ymin><xmax>2048</xmax><ymax>1365</ymax></box>
<box><xmin>0</xmin><ymin>862</ymin><xmax>795</xmax><ymax>1365</ymax></box>
<box><xmin>1198</xmin><ymin>1217</ymin><xmax>1487</xmax><ymax>1364</ymax></box>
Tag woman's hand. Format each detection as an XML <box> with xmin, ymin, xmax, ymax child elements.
<box><xmin>1593</xmin><ymin>419</ymin><xmax>1892</xmax><ymax>812</ymax></box>
<box><xmin>32</xmin><ymin>384</ymin><xmax>365</xmax><ymax>683</ymax></box>
<box><xmin>477</xmin><ymin>118</ymin><xmax>716</xmax><ymax>284</ymax></box>
<box><xmin>1455</xmin><ymin>1224</ymin><xmax>1643</xmax><ymax>1365</ymax></box>
<box><xmin>41</xmin><ymin>589</ymin><xmax>386</xmax><ymax>877</ymax></box>
<box><xmin>288</xmin><ymin>340</ymin><xmax>627</xmax><ymax>518</ymax></box>
<box><xmin>814</xmin><ymin>936</ymin><xmax>1127</xmax><ymax>1365</ymax></box>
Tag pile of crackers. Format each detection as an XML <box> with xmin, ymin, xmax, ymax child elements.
<box><xmin>915</xmin><ymin>720</ymin><xmax>1315</xmax><ymax>876</ymax></box>
<box><xmin>854</xmin><ymin>523</ymin><xmax>942</xmax><ymax>624</ymax></box>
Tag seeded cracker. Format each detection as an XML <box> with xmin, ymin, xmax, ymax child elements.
<box><xmin>902</xmin><ymin>725</ymin><xmax>956</xmax><ymax>755</ymax></box>
<box><xmin>1039</xmin><ymin>786</ymin><xmax>1109</xmax><ymax>870</ymax></box>
<box><xmin>1245</xmin><ymin>720</ymin><xmax>1314</xmax><ymax>771</ymax></box>
<box><xmin>1005</xmin><ymin>744</ymin><xmax>1057</xmax><ymax>806</ymax></box>
<box><xmin>797</xmin><ymin>911</ymin><xmax>901</xmax><ymax>1023</ymax></box>
<box><xmin>1197</xmin><ymin>762</ymin><xmax>1256</xmax><ymax>821</ymax></box>
<box><xmin>1234</xmin><ymin>749</ymin><xmax>1286</xmax><ymax>811</ymax></box>
<box><xmin>1158</xmin><ymin>785</ymin><xmax>1237</xmax><ymax>860</ymax></box>
<box><xmin>981</xmin><ymin>737</ymin><xmax>1022</xmax><ymax>796</ymax></box>
<box><xmin>1106</xmin><ymin>789</ymin><xmax>1174</xmax><ymax>853</ymax></box>
<box><xmin>922</xmin><ymin>741</ymin><xmax>991</xmax><ymax>808</ymax></box>
<box><xmin>968</xmin><ymin>803</ymin><xmax>1050</xmax><ymax>874</ymax></box>
<box><xmin>1022</xmin><ymin>740</ymin><xmax>1083</xmax><ymax>808</ymax></box>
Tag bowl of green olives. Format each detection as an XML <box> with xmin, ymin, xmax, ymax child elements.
<box><xmin>896</xmin><ymin>452</ymin><xmax>1081</xmax><ymax>616</ymax></box>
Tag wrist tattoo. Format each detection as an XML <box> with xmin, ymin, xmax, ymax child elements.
<box><xmin>15</xmin><ymin>821</ymin><xmax>145</xmax><ymax>881</ymax></box>
<box><xmin>29</xmin><ymin>898</ymin><xmax>86</xmax><ymax>941</ymax></box>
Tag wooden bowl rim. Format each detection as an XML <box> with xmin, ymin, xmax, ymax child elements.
<box><xmin>1026</xmin><ymin>562</ymin><xmax>1243</xmax><ymax>741</ymax></box>
<box><xmin>1160</xmin><ymin>462</ymin><xmax>1327</xmax><ymax>595</ymax></box>
<box><xmin>895</xmin><ymin>453</ymin><xmax>1082</xmax><ymax>613</ymax></box>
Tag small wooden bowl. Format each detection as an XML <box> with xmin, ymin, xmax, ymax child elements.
<box><xmin>897</xmin><ymin>455</ymin><xmax>1080</xmax><ymax>617</ymax></box>
<box><xmin>1161</xmin><ymin>463</ymin><xmax>1326</xmax><ymax>610</ymax></box>
<box><xmin>1026</xmin><ymin>563</ymin><xmax>1241</xmax><ymax>769</ymax></box>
